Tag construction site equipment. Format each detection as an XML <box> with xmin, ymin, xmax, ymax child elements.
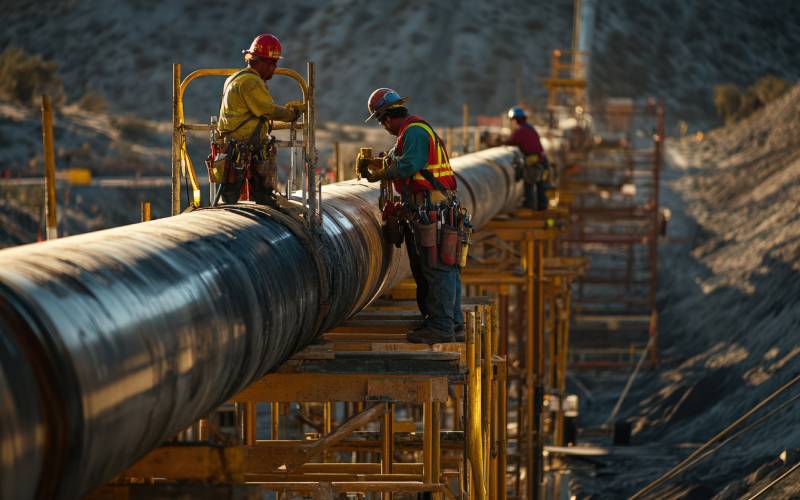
<box><xmin>543</xmin><ymin>49</ymin><xmax>588</xmax><ymax>111</ymax></box>
<box><xmin>0</xmin><ymin>146</ymin><xmax>522</xmax><ymax>499</ymax></box>
<box><xmin>171</xmin><ymin>63</ymin><xmax>317</xmax><ymax>225</ymax></box>
<box><xmin>140</xmin><ymin>201</ymin><xmax>151</xmax><ymax>222</ymax></box>
<box><xmin>354</xmin><ymin>147</ymin><xmax>385</xmax><ymax>179</ymax></box>
<box><xmin>40</xmin><ymin>94</ymin><xmax>58</xmax><ymax>240</ymax></box>
<box><xmin>55</xmin><ymin>167</ymin><xmax>92</xmax><ymax>185</ymax></box>
<box><xmin>107</xmin><ymin>297</ymin><xmax>503</xmax><ymax>499</ymax></box>
<box><xmin>561</xmin><ymin>100</ymin><xmax>664</xmax><ymax>366</ymax></box>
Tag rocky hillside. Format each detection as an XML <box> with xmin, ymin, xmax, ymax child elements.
<box><xmin>5</xmin><ymin>0</ymin><xmax>796</xmax><ymax>128</ymax></box>
<box><xmin>0</xmin><ymin>0</ymin><xmax>573</xmax><ymax>125</ymax></box>
<box><xmin>1</xmin><ymin>0</ymin><xmax>797</xmax><ymax>180</ymax></box>
<box><xmin>590</xmin><ymin>0</ymin><xmax>800</xmax><ymax>126</ymax></box>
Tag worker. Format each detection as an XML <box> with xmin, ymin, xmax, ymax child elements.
<box><xmin>216</xmin><ymin>33</ymin><xmax>302</xmax><ymax>204</ymax></box>
<box><xmin>505</xmin><ymin>106</ymin><xmax>549</xmax><ymax>210</ymax></box>
<box><xmin>360</xmin><ymin>88</ymin><xmax>465</xmax><ymax>344</ymax></box>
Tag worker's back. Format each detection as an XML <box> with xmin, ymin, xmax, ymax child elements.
<box><xmin>508</xmin><ymin>122</ymin><xmax>545</xmax><ymax>158</ymax></box>
<box><xmin>218</xmin><ymin>69</ymin><xmax>278</xmax><ymax>142</ymax></box>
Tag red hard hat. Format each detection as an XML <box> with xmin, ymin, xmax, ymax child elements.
<box><xmin>366</xmin><ymin>88</ymin><xmax>408</xmax><ymax>122</ymax></box>
<box><xmin>243</xmin><ymin>34</ymin><xmax>283</xmax><ymax>61</ymax></box>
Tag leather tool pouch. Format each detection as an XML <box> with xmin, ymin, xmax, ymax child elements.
<box><xmin>440</xmin><ymin>225</ymin><xmax>459</xmax><ymax>266</ymax></box>
<box><xmin>523</xmin><ymin>163</ymin><xmax>546</xmax><ymax>184</ymax></box>
<box><xmin>205</xmin><ymin>153</ymin><xmax>229</xmax><ymax>183</ymax></box>
<box><xmin>416</xmin><ymin>221</ymin><xmax>437</xmax><ymax>248</ymax></box>
<box><xmin>383</xmin><ymin>214</ymin><xmax>404</xmax><ymax>248</ymax></box>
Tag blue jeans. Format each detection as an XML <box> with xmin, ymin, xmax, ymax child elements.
<box><xmin>405</xmin><ymin>227</ymin><xmax>463</xmax><ymax>334</ymax></box>
<box><xmin>523</xmin><ymin>181</ymin><xmax>548</xmax><ymax>210</ymax></box>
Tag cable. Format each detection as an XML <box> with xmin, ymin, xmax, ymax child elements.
<box><xmin>630</xmin><ymin>372</ymin><xmax>800</xmax><ymax>499</ymax></box>
<box><xmin>746</xmin><ymin>461</ymin><xmax>800</xmax><ymax>500</ymax></box>
<box><xmin>606</xmin><ymin>334</ymin><xmax>656</xmax><ymax>427</ymax></box>
<box><xmin>649</xmin><ymin>391</ymin><xmax>800</xmax><ymax>500</ymax></box>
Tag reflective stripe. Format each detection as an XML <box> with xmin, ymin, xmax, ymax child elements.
<box><xmin>393</xmin><ymin>116</ymin><xmax>457</xmax><ymax>195</ymax></box>
<box><xmin>405</xmin><ymin>122</ymin><xmax>455</xmax><ymax>183</ymax></box>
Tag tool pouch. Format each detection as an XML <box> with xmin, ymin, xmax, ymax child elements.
<box><xmin>522</xmin><ymin>163</ymin><xmax>546</xmax><ymax>184</ymax></box>
<box><xmin>382</xmin><ymin>214</ymin><xmax>404</xmax><ymax>248</ymax></box>
<box><xmin>440</xmin><ymin>225</ymin><xmax>459</xmax><ymax>266</ymax></box>
<box><xmin>205</xmin><ymin>153</ymin><xmax>230</xmax><ymax>183</ymax></box>
<box><xmin>416</xmin><ymin>221</ymin><xmax>437</xmax><ymax>248</ymax></box>
<box><xmin>228</xmin><ymin>147</ymin><xmax>250</xmax><ymax>183</ymax></box>
<box><xmin>458</xmin><ymin>226</ymin><xmax>472</xmax><ymax>267</ymax></box>
<box><xmin>415</xmin><ymin>221</ymin><xmax>438</xmax><ymax>266</ymax></box>
<box><xmin>255</xmin><ymin>145</ymin><xmax>278</xmax><ymax>191</ymax></box>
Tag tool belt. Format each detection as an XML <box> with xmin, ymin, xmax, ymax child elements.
<box><xmin>381</xmin><ymin>190</ymin><xmax>472</xmax><ymax>268</ymax></box>
<box><xmin>411</xmin><ymin>189</ymin><xmax>452</xmax><ymax>207</ymax></box>
<box><xmin>207</xmin><ymin>116</ymin><xmax>276</xmax><ymax>183</ymax></box>
<box><xmin>520</xmin><ymin>154</ymin><xmax>550</xmax><ymax>184</ymax></box>
<box><xmin>389</xmin><ymin>167</ymin><xmax>469</xmax><ymax>267</ymax></box>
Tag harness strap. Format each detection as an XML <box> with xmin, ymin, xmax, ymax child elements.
<box><xmin>418</xmin><ymin>168</ymin><xmax>453</xmax><ymax>199</ymax></box>
<box><xmin>412</xmin><ymin>124</ymin><xmax>454</xmax><ymax>199</ymax></box>
<box><xmin>220</xmin><ymin>70</ymin><xmax>260</xmax><ymax>138</ymax></box>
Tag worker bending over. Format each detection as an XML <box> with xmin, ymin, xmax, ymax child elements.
<box><xmin>215</xmin><ymin>34</ymin><xmax>302</xmax><ymax>204</ymax></box>
<box><xmin>506</xmin><ymin>106</ymin><xmax>549</xmax><ymax>210</ymax></box>
<box><xmin>361</xmin><ymin>88</ymin><xmax>466</xmax><ymax>344</ymax></box>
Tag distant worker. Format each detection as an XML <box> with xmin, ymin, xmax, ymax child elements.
<box><xmin>216</xmin><ymin>34</ymin><xmax>302</xmax><ymax>204</ymax></box>
<box><xmin>505</xmin><ymin>106</ymin><xmax>549</xmax><ymax>210</ymax></box>
<box><xmin>360</xmin><ymin>88</ymin><xmax>466</xmax><ymax>344</ymax></box>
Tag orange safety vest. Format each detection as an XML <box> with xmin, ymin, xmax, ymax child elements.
<box><xmin>393</xmin><ymin>116</ymin><xmax>457</xmax><ymax>195</ymax></box>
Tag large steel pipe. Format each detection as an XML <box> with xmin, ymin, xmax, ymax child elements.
<box><xmin>0</xmin><ymin>146</ymin><xmax>522</xmax><ymax>499</ymax></box>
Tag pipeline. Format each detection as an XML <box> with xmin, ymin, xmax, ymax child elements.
<box><xmin>0</xmin><ymin>146</ymin><xmax>522</xmax><ymax>499</ymax></box>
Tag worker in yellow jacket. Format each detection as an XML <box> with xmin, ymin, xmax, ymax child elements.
<box><xmin>217</xmin><ymin>33</ymin><xmax>301</xmax><ymax>204</ymax></box>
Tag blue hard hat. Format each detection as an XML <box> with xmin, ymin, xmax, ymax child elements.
<box><xmin>508</xmin><ymin>106</ymin><xmax>527</xmax><ymax>120</ymax></box>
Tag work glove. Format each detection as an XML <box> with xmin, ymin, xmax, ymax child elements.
<box><xmin>366</xmin><ymin>168</ymin><xmax>387</xmax><ymax>183</ymax></box>
<box><xmin>285</xmin><ymin>100</ymin><xmax>304</xmax><ymax>122</ymax></box>
<box><xmin>358</xmin><ymin>156</ymin><xmax>386</xmax><ymax>180</ymax></box>
<box><xmin>357</xmin><ymin>158</ymin><xmax>372</xmax><ymax>180</ymax></box>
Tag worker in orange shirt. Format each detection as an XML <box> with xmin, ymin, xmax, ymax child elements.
<box><xmin>216</xmin><ymin>34</ymin><xmax>302</xmax><ymax>205</ymax></box>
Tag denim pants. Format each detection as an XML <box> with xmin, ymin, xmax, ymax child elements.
<box><xmin>523</xmin><ymin>181</ymin><xmax>548</xmax><ymax>211</ymax></box>
<box><xmin>405</xmin><ymin>227</ymin><xmax>463</xmax><ymax>334</ymax></box>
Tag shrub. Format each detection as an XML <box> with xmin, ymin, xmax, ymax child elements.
<box><xmin>0</xmin><ymin>47</ymin><xmax>64</xmax><ymax>106</ymax></box>
<box><xmin>713</xmin><ymin>75</ymin><xmax>792</xmax><ymax>125</ymax></box>
<box><xmin>76</xmin><ymin>87</ymin><xmax>108</xmax><ymax>113</ymax></box>
<box><xmin>750</xmin><ymin>74</ymin><xmax>791</xmax><ymax>106</ymax></box>
<box><xmin>111</xmin><ymin>115</ymin><xmax>157</xmax><ymax>142</ymax></box>
<box><xmin>735</xmin><ymin>89</ymin><xmax>761</xmax><ymax>121</ymax></box>
<box><xmin>713</xmin><ymin>84</ymin><xmax>742</xmax><ymax>124</ymax></box>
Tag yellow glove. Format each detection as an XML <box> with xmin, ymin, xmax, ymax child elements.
<box><xmin>285</xmin><ymin>100</ymin><xmax>304</xmax><ymax>121</ymax></box>
<box><xmin>358</xmin><ymin>157</ymin><xmax>383</xmax><ymax>178</ymax></box>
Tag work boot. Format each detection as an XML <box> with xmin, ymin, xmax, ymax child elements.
<box><xmin>453</xmin><ymin>324</ymin><xmax>465</xmax><ymax>342</ymax></box>
<box><xmin>406</xmin><ymin>325</ymin><xmax>454</xmax><ymax>345</ymax></box>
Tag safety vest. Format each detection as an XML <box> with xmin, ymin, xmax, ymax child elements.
<box><xmin>393</xmin><ymin>116</ymin><xmax>457</xmax><ymax>195</ymax></box>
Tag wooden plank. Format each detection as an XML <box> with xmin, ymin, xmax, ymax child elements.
<box><xmin>232</xmin><ymin>374</ymin><xmax>449</xmax><ymax>403</ymax></box>
<box><xmin>121</xmin><ymin>445</ymin><xmax>245</xmax><ymax>482</ymax></box>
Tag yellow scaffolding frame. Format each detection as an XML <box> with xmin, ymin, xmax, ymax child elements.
<box><xmin>170</xmin><ymin>65</ymin><xmax>311</xmax><ymax>215</ymax></box>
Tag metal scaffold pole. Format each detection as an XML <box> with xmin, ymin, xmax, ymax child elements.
<box><xmin>40</xmin><ymin>95</ymin><xmax>58</xmax><ymax>240</ymax></box>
